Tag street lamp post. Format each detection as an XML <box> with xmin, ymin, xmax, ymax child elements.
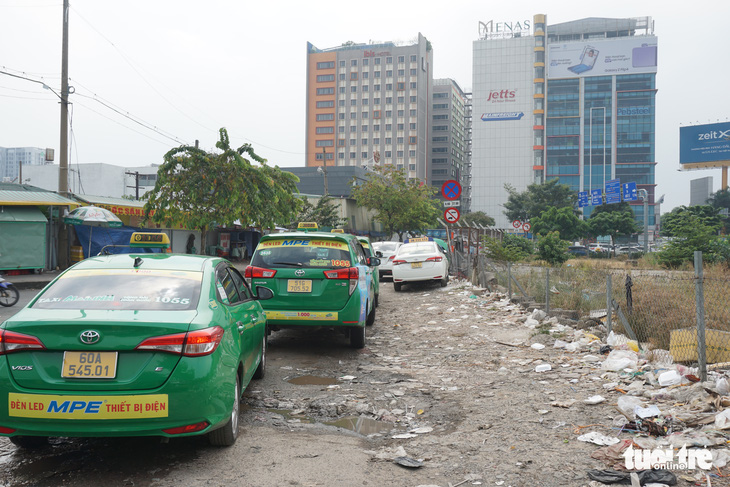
<box><xmin>638</xmin><ymin>188</ymin><xmax>649</xmax><ymax>253</ymax></box>
<box><xmin>320</xmin><ymin>147</ymin><xmax>329</xmax><ymax>196</ymax></box>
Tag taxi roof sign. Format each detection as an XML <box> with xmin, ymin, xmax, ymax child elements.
<box><xmin>404</xmin><ymin>236</ymin><xmax>432</xmax><ymax>244</ymax></box>
<box><xmin>130</xmin><ymin>232</ymin><xmax>170</xmax><ymax>249</ymax></box>
<box><xmin>331</xmin><ymin>229</ymin><xmax>345</xmax><ymax>233</ymax></box>
<box><xmin>297</xmin><ymin>222</ymin><xmax>318</xmax><ymax>233</ymax></box>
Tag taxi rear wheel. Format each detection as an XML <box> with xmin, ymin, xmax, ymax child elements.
<box><xmin>441</xmin><ymin>274</ymin><xmax>449</xmax><ymax>287</ymax></box>
<box><xmin>349</xmin><ymin>325</ymin><xmax>365</xmax><ymax>349</ymax></box>
<box><xmin>394</xmin><ymin>282</ymin><xmax>403</xmax><ymax>292</ymax></box>
<box><xmin>366</xmin><ymin>300</ymin><xmax>376</xmax><ymax>326</ymax></box>
<box><xmin>209</xmin><ymin>376</ymin><xmax>240</xmax><ymax>446</ymax></box>
<box><xmin>9</xmin><ymin>436</ymin><xmax>48</xmax><ymax>449</ymax></box>
<box><xmin>252</xmin><ymin>335</ymin><xmax>266</xmax><ymax>380</ymax></box>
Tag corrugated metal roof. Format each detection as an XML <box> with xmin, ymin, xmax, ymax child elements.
<box><xmin>0</xmin><ymin>206</ymin><xmax>48</xmax><ymax>223</ymax></box>
<box><xmin>0</xmin><ymin>190</ymin><xmax>79</xmax><ymax>206</ymax></box>
<box><xmin>75</xmin><ymin>195</ymin><xmax>147</xmax><ymax>208</ymax></box>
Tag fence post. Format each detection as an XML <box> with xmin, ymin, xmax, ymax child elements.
<box><xmin>606</xmin><ymin>273</ymin><xmax>612</xmax><ymax>335</ymax></box>
<box><xmin>695</xmin><ymin>251</ymin><xmax>707</xmax><ymax>381</ymax></box>
<box><xmin>545</xmin><ymin>268</ymin><xmax>550</xmax><ymax>314</ymax></box>
<box><xmin>508</xmin><ymin>262</ymin><xmax>512</xmax><ymax>300</ymax></box>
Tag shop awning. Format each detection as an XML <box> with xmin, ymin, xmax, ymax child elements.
<box><xmin>0</xmin><ymin>183</ymin><xmax>79</xmax><ymax>207</ymax></box>
<box><xmin>74</xmin><ymin>195</ymin><xmax>150</xmax><ymax>217</ymax></box>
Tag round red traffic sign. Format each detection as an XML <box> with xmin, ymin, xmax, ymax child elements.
<box><xmin>512</xmin><ymin>220</ymin><xmax>522</xmax><ymax>229</ymax></box>
<box><xmin>522</xmin><ymin>222</ymin><xmax>531</xmax><ymax>232</ymax></box>
<box><xmin>444</xmin><ymin>207</ymin><xmax>460</xmax><ymax>223</ymax></box>
<box><xmin>441</xmin><ymin>180</ymin><xmax>462</xmax><ymax>201</ymax></box>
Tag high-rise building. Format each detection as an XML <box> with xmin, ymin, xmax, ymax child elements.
<box><xmin>305</xmin><ymin>34</ymin><xmax>433</xmax><ymax>182</ymax></box>
<box><xmin>690</xmin><ymin>176</ymin><xmax>713</xmax><ymax>206</ymax></box>
<box><xmin>0</xmin><ymin>147</ymin><xmax>53</xmax><ymax>183</ymax></box>
<box><xmin>472</xmin><ymin>15</ymin><xmax>658</xmax><ymax>230</ymax></box>
<box><xmin>430</xmin><ymin>79</ymin><xmax>472</xmax><ymax>212</ymax></box>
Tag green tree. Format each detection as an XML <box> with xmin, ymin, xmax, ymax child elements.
<box><xmin>461</xmin><ymin>211</ymin><xmax>495</xmax><ymax>228</ymax></box>
<box><xmin>530</xmin><ymin>206</ymin><xmax>588</xmax><ymax>242</ymax></box>
<box><xmin>351</xmin><ymin>165</ymin><xmax>440</xmax><ymax>240</ymax></box>
<box><xmin>503</xmin><ymin>179</ymin><xmax>577</xmax><ymax>223</ymax></box>
<box><xmin>536</xmin><ymin>231</ymin><xmax>569</xmax><ymax>266</ymax></box>
<box><xmin>588</xmin><ymin>202</ymin><xmax>639</xmax><ymax>242</ymax></box>
<box><xmin>657</xmin><ymin>215</ymin><xmax>719</xmax><ymax>267</ymax></box>
<box><xmin>481</xmin><ymin>234</ymin><xmax>533</xmax><ymax>262</ymax></box>
<box><xmin>144</xmin><ymin>128</ymin><xmax>301</xmax><ymax>253</ymax></box>
<box><xmin>291</xmin><ymin>195</ymin><xmax>347</xmax><ymax>229</ymax></box>
<box><xmin>661</xmin><ymin>205</ymin><xmax>722</xmax><ymax>238</ymax></box>
<box><xmin>707</xmin><ymin>189</ymin><xmax>730</xmax><ymax>234</ymax></box>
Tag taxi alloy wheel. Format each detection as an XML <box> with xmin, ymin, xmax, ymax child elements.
<box><xmin>252</xmin><ymin>335</ymin><xmax>266</xmax><ymax>380</ymax></box>
<box><xmin>209</xmin><ymin>376</ymin><xmax>240</xmax><ymax>446</ymax></box>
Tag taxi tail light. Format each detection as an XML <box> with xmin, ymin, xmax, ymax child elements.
<box><xmin>0</xmin><ymin>426</ymin><xmax>16</xmax><ymax>434</ymax></box>
<box><xmin>324</xmin><ymin>267</ymin><xmax>359</xmax><ymax>295</ymax></box>
<box><xmin>388</xmin><ymin>255</ymin><xmax>395</xmax><ymax>261</ymax></box>
<box><xmin>0</xmin><ymin>330</ymin><xmax>46</xmax><ymax>355</ymax></box>
<box><xmin>426</xmin><ymin>256</ymin><xmax>443</xmax><ymax>262</ymax></box>
<box><xmin>391</xmin><ymin>259</ymin><xmax>406</xmax><ymax>266</ymax></box>
<box><xmin>163</xmin><ymin>421</ymin><xmax>210</xmax><ymax>435</ymax></box>
<box><xmin>136</xmin><ymin>326</ymin><xmax>225</xmax><ymax>357</ymax></box>
<box><xmin>245</xmin><ymin>266</ymin><xmax>277</xmax><ymax>279</ymax></box>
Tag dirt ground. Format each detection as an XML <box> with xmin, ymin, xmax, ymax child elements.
<box><xmin>0</xmin><ymin>279</ymin><xmax>722</xmax><ymax>486</ymax></box>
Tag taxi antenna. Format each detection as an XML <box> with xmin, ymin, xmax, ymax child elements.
<box><xmin>134</xmin><ymin>257</ymin><xmax>144</xmax><ymax>268</ymax></box>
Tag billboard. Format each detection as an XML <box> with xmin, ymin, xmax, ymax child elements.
<box><xmin>680</xmin><ymin>122</ymin><xmax>730</xmax><ymax>165</ymax></box>
<box><xmin>547</xmin><ymin>36</ymin><xmax>657</xmax><ymax>79</ymax></box>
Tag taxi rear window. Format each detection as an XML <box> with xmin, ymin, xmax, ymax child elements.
<box><xmin>253</xmin><ymin>238</ymin><xmax>352</xmax><ymax>268</ymax></box>
<box><xmin>32</xmin><ymin>269</ymin><xmax>203</xmax><ymax>310</ymax></box>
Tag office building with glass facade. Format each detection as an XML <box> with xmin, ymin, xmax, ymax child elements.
<box><xmin>472</xmin><ymin>15</ymin><xmax>658</xmax><ymax>231</ymax></box>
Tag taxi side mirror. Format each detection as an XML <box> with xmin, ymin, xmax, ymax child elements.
<box><xmin>255</xmin><ymin>286</ymin><xmax>274</xmax><ymax>300</ymax></box>
<box><xmin>367</xmin><ymin>257</ymin><xmax>381</xmax><ymax>267</ymax></box>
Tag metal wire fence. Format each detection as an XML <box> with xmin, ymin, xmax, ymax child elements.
<box><xmin>448</xmin><ymin>249</ymin><xmax>730</xmax><ymax>380</ymax></box>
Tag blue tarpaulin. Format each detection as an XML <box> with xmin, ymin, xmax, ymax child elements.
<box><xmin>73</xmin><ymin>225</ymin><xmax>163</xmax><ymax>257</ymax></box>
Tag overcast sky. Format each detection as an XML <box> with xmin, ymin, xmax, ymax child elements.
<box><xmin>2</xmin><ymin>0</ymin><xmax>729</xmax><ymax>213</ymax></box>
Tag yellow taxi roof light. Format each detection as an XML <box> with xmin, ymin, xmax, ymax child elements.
<box><xmin>297</xmin><ymin>222</ymin><xmax>318</xmax><ymax>232</ymax></box>
<box><xmin>130</xmin><ymin>232</ymin><xmax>171</xmax><ymax>249</ymax></box>
<box><xmin>331</xmin><ymin>229</ymin><xmax>345</xmax><ymax>233</ymax></box>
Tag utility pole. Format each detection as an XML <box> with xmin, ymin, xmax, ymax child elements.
<box><xmin>638</xmin><ymin>188</ymin><xmax>649</xmax><ymax>253</ymax></box>
<box><xmin>58</xmin><ymin>0</ymin><xmax>70</xmax><ymax>197</ymax></box>
<box><xmin>126</xmin><ymin>171</ymin><xmax>140</xmax><ymax>200</ymax></box>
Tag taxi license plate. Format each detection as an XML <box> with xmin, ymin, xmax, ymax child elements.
<box><xmin>62</xmin><ymin>351</ymin><xmax>118</xmax><ymax>379</ymax></box>
<box><xmin>287</xmin><ymin>279</ymin><xmax>312</xmax><ymax>293</ymax></box>
<box><xmin>411</xmin><ymin>262</ymin><xmax>423</xmax><ymax>269</ymax></box>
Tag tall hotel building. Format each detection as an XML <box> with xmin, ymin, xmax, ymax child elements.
<box><xmin>305</xmin><ymin>34</ymin><xmax>433</xmax><ymax>182</ymax></box>
<box><xmin>472</xmin><ymin>16</ymin><xmax>658</xmax><ymax>230</ymax></box>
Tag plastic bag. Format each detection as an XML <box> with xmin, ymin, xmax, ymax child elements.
<box><xmin>617</xmin><ymin>396</ymin><xmax>644</xmax><ymax>420</ymax></box>
<box><xmin>601</xmin><ymin>349</ymin><xmax>638</xmax><ymax>371</ymax></box>
<box><xmin>658</xmin><ymin>370</ymin><xmax>681</xmax><ymax>386</ymax></box>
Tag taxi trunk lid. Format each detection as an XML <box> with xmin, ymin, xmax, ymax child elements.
<box><xmin>262</xmin><ymin>267</ymin><xmax>352</xmax><ymax>311</ymax></box>
<box><xmin>3</xmin><ymin>310</ymin><xmax>196</xmax><ymax>391</ymax></box>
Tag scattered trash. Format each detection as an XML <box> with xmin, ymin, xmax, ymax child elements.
<box><xmin>717</xmin><ymin>377</ymin><xmax>730</xmax><ymax>395</ymax></box>
<box><xmin>577</xmin><ymin>431</ymin><xmax>620</xmax><ymax>446</ymax></box>
<box><xmin>590</xmin><ymin>439</ymin><xmax>632</xmax><ymax>468</ymax></box>
<box><xmin>551</xmin><ymin>399</ymin><xmax>576</xmax><ymax>408</ymax></box>
<box><xmin>394</xmin><ymin>456</ymin><xmax>423</xmax><ymax>468</ymax></box>
<box><xmin>586</xmin><ymin>468</ymin><xmax>676</xmax><ymax>485</ymax></box>
<box><xmin>530</xmin><ymin>343</ymin><xmax>546</xmax><ymax>350</ymax></box>
<box><xmin>392</xmin><ymin>433</ymin><xmax>418</xmax><ymax>439</ymax></box>
<box><xmin>601</xmin><ymin>349</ymin><xmax>638</xmax><ymax>371</ymax></box>
<box><xmin>657</xmin><ymin>370</ymin><xmax>682</xmax><ymax>387</ymax></box>
<box><xmin>553</xmin><ymin>339</ymin><xmax>568</xmax><ymax>349</ymax></box>
<box><xmin>535</xmin><ymin>364</ymin><xmax>552</xmax><ymax>372</ymax></box>
<box><xmin>714</xmin><ymin>409</ymin><xmax>730</xmax><ymax>430</ymax></box>
<box><xmin>617</xmin><ymin>396</ymin><xmax>645</xmax><ymax>420</ymax></box>
<box><xmin>599</xmin><ymin>345</ymin><xmax>612</xmax><ymax>355</ymax></box>
<box><xmin>634</xmin><ymin>405</ymin><xmax>661</xmax><ymax>419</ymax></box>
<box><xmin>410</xmin><ymin>426</ymin><xmax>433</xmax><ymax>434</ymax></box>
<box><xmin>339</xmin><ymin>375</ymin><xmax>357</xmax><ymax>381</ymax></box>
<box><xmin>584</xmin><ymin>395</ymin><xmax>606</xmax><ymax>405</ymax></box>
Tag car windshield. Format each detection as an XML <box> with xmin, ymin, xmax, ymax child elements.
<box><xmin>397</xmin><ymin>242</ymin><xmax>437</xmax><ymax>256</ymax></box>
<box><xmin>373</xmin><ymin>242</ymin><xmax>400</xmax><ymax>252</ymax></box>
<box><xmin>32</xmin><ymin>269</ymin><xmax>203</xmax><ymax>311</ymax></box>
<box><xmin>253</xmin><ymin>238</ymin><xmax>352</xmax><ymax>269</ymax></box>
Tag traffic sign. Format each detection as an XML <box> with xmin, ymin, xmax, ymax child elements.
<box><xmin>606</xmin><ymin>178</ymin><xmax>621</xmax><ymax>204</ymax></box>
<box><xmin>622</xmin><ymin>182</ymin><xmax>638</xmax><ymax>202</ymax></box>
<box><xmin>578</xmin><ymin>191</ymin><xmax>589</xmax><ymax>208</ymax></box>
<box><xmin>522</xmin><ymin>222</ymin><xmax>531</xmax><ymax>232</ymax></box>
<box><xmin>443</xmin><ymin>200</ymin><xmax>461</xmax><ymax>207</ymax></box>
<box><xmin>591</xmin><ymin>188</ymin><xmax>603</xmax><ymax>206</ymax></box>
<box><xmin>441</xmin><ymin>180</ymin><xmax>462</xmax><ymax>200</ymax></box>
<box><xmin>444</xmin><ymin>207</ymin><xmax>460</xmax><ymax>223</ymax></box>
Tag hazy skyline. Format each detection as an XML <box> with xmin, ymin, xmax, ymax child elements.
<box><xmin>2</xmin><ymin>0</ymin><xmax>729</xmax><ymax>213</ymax></box>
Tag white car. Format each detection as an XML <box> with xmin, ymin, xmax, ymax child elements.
<box><xmin>391</xmin><ymin>240</ymin><xmax>449</xmax><ymax>291</ymax></box>
<box><xmin>372</xmin><ymin>241</ymin><xmax>402</xmax><ymax>279</ymax></box>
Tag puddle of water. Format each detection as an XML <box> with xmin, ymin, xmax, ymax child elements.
<box><xmin>325</xmin><ymin>415</ymin><xmax>401</xmax><ymax>435</ymax></box>
<box><xmin>287</xmin><ymin>375</ymin><xmax>338</xmax><ymax>386</ymax></box>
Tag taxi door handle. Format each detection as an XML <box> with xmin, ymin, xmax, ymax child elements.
<box><xmin>236</xmin><ymin>321</ymin><xmax>247</xmax><ymax>333</ymax></box>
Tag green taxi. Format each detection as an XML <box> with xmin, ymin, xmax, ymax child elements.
<box><xmin>246</xmin><ymin>223</ymin><xmax>380</xmax><ymax>348</ymax></box>
<box><xmin>0</xmin><ymin>233</ymin><xmax>270</xmax><ymax>448</ymax></box>
<box><xmin>356</xmin><ymin>236</ymin><xmax>380</xmax><ymax>308</ymax></box>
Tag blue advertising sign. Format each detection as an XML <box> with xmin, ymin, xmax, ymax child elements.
<box><xmin>591</xmin><ymin>188</ymin><xmax>603</xmax><ymax>206</ymax></box>
<box><xmin>679</xmin><ymin>122</ymin><xmax>730</xmax><ymax>165</ymax></box>
<box><xmin>605</xmin><ymin>178</ymin><xmax>621</xmax><ymax>204</ymax></box>
<box><xmin>578</xmin><ymin>191</ymin><xmax>589</xmax><ymax>208</ymax></box>
<box><xmin>622</xmin><ymin>182</ymin><xmax>638</xmax><ymax>202</ymax></box>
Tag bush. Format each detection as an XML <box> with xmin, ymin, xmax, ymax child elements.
<box><xmin>536</xmin><ymin>231</ymin><xmax>569</xmax><ymax>266</ymax></box>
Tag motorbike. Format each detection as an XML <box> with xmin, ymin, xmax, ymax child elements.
<box><xmin>0</xmin><ymin>276</ymin><xmax>19</xmax><ymax>307</ymax></box>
